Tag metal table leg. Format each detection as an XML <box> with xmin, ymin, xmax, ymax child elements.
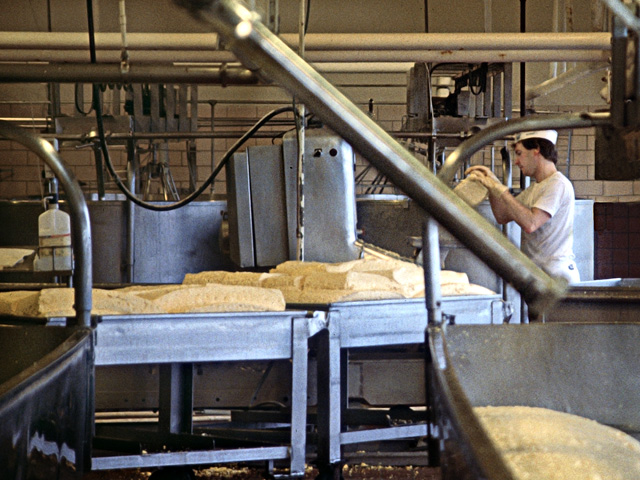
<box><xmin>159</xmin><ymin>363</ymin><xmax>194</xmax><ymax>435</ymax></box>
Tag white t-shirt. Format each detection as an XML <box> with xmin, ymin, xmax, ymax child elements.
<box><xmin>516</xmin><ymin>172</ymin><xmax>579</xmax><ymax>283</ymax></box>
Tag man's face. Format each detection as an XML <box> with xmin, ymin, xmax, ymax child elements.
<box><xmin>513</xmin><ymin>142</ymin><xmax>538</xmax><ymax>177</ymax></box>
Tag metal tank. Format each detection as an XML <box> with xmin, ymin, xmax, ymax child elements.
<box><xmin>428</xmin><ymin>323</ymin><xmax>640</xmax><ymax>479</ymax></box>
<box><xmin>0</xmin><ymin>325</ymin><xmax>93</xmax><ymax>479</ymax></box>
<box><xmin>0</xmin><ymin>199</ymin><xmax>234</xmax><ymax>284</ymax></box>
<box><xmin>546</xmin><ymin>278</ymin><xmax>640</xmax><ymax>322</ymax></box>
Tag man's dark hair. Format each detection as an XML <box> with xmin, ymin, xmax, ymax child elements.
<box><xmin>521</xmin><ymin>138</ymin><xmax>558</xmax><ymax>164</ymax></box>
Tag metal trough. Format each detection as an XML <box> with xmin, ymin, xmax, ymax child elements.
<box><xmin>546</xmin><ymin>278</ymin><xmax>640</xmax><ymax>322</ymax></box>
<box><xmin>0</xmin><ymin>324</ymin><xmax>93</xmax><ymax>479</ymax></box>
<box><xmin>427</xmin><ymin>323</ymin><xmax>640</xmax><ymax>480</ymax></box>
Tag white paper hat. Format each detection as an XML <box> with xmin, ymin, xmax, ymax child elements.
<box><xmin>514</xmin><ymin>129</ymin><xmax>558</xmax><ymax>145</ymax></box>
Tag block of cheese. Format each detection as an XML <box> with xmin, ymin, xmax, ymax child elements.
<box><xmin>3</xmin><ymin>288</ymin><xmax>167</xmax><ymax>317</ymax></box>
<box><xmin>303</xmin><ymin>271</ymin><xmax>404</xmax><ymax>293</ymax></box>
<box><xmin>323</xmin><ymin>259</ymin><xmax>366</xmax><ymax>273</ymax></box>
<box><xmin>183</xmin><ymin>271</ymin><xmax>271</xmax><ymax>287</ymax></box>
<box><xmin>152</xmin><ymin>284</ymin><xmax>286</xmax><ymax>313</ymax></box>
<box><xmin>260</xmin><ymin>273</ymin><xmax>305</xmax><ymax>289</ymax></box>
<box><xmin>279</xmin><ymin>287</ymin><xmax>404</xmax><ymax>305</ymax></box>
<box><xmin>0</xmin><ymin>290</ymin><xmax>40</xmax><ymax>316</ymax></box>
<box><xmin>181</xmin><ymin>258</ymin><xmax>493</xmax><ymax>307</ymax></box>
<box><xmin>348</xmin><ymin>257</ymin><xmax>415</xmax><ymax>273</ymax></box>
<box><xmin>183</xmin><ymin>271</ymin><xmax>230</xmax><ymax>285</ymax></box>
<box><xmin>269</xmin><ymin>260</ymin><xmax>328</xmax><ymax>275</ymax></box>
<box><xmin>116</xmin><ymin>284</ymin><xmax>186</xmax><ymax>300</ymax></box>
<box><xmin>217</xmin><ymin>272</ymin><xmax>269</xmax><ymax>287</ymax></box>
<box><xmin>440</xmin><ymin>270</ymin><xmax>470</xmax><ymax>285</ymax></box>
<box><xmin>475</xmin><ymin>406</ymin><xmax>640</xmax><ymax>480</ymax></box>
<box><xmin>44</xmin><ymin>288</ymin><xmax>167</xmax><ymax>316</ymax></box>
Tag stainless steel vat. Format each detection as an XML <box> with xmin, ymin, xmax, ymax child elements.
<box><xmin>428</xmin><ymin>323</ymin><xmax>640</xmax><ymax>479</ymax></box>
<box><xmin>0</xmin><ymin>200</ymin><xmax>234</xmax><ymax>284</ymax></box>
<box><xmin>546</xmin><ymin>278</ymin><xmax>640</xmax><ymax>322</ymax></box>
<box><xmin>0</xmin><ymin>324</ymin><xmax>93</xmax><ymax>479</ymax></box>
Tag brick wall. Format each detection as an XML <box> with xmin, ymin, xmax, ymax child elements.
<box><xmin>593</xmin><ymin>202</ymin><xmax>640</xmax><ymax>279</ymax></box>
<box><xmin>0</xmin><ymin>102</ymin><xmax>296</xmax><ymax>199</ymax></box>
<box><xmin>2</xmin><ymin>98</ymin><xmax>640</xmax><ymax>279</ymax></box>
<box><xmin>3</xmin><ymin>100</ymin><xmax>640</xmax><ymax>202</ymax></box>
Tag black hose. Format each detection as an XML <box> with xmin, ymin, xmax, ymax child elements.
<box><xmin>86</xmin><ymin>0</ymin><xmax>97</xmax><ymax>64</ymax></box>
<box><xmin>94</xmin><ymin>96</ymin><xmax>294</xmax><ymax>211</ymax></box>
<box><xmin>84</xmin><ymin>0</ymin><xmax>295</xmax><ymax>211</ymax></box>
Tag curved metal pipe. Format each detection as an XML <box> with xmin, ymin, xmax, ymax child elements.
<box><xmin>173</xmin><ymin>0</ymin><xmax>570</xmax><ymax>317</ymax></box>
<box><xmin>437</xmin><ymin>111</ymin><xmax>611</xmax><ymax>184</ymax></box>
<box><xmin>525</xmin><ymin>62</ymin><xmax>608</xmax><ymax>101</ymax></box>
<box><xmin>0</xmin><ymin>121</ymin><xmax>92</xmax><ymax>327</ymax></box>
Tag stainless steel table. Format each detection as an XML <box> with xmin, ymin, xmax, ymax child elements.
<box><xmin>304</xmin><ymin>295</ymin><xmax>509</xmax><ymax>474</ymax></box>
<box><xmin>91</xmin><ymin>310</ymin><xmax>326</xmax><ymax>478</ymax></box>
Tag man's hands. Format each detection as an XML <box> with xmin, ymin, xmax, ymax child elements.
<box><xmin>465</xmin><ymin>165</ymin><xmax>508</xmax><ymax>198</ymax></box>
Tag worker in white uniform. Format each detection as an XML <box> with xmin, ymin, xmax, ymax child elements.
<box><xmin>466</xmin><ymin>129</ymin><xmax>580</xmax><ymax>285</ymax></box>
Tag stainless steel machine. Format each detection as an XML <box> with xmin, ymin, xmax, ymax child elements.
<box><xmin>226</xmin><ymin>127</ymin><xmax>360</xmax><ymax>267</ymax></box>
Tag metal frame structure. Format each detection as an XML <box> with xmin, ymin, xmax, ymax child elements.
<box><xmin>0</xmin><ymin>121</ymin><xmax>331</xmax><ymax>478</ymax></box>
<box><xmin>91</xmin><ymin>310</ymin><xmax>326</xmax><ymax>477</ymax></box>
<box><xmin>313</xmin><ymin>293</ymin><xmax>509</xmax><ymax>471</ymax></box>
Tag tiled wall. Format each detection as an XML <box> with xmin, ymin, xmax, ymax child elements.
<box><xmin>0</xmin><ymin>102</ymin><xmax>295</xmax><ymax>199</ymax></box>
<box><xmin>3</xmin><ymin>100</ymin><xmax>640</xmax><ymax>201</ymax></box>
<box><xmin>2</xmin><ymin>98</ymin><xmax>640</xmax><ymax>278</ymax></box>
<box><xmin>593</xmin><ymin>202</ymin><xmax>640</xmax><ymax>279</ymax></box>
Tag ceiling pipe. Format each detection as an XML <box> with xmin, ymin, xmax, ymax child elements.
<box><xmin>0</xmin><ymin>63</ymin><xmax>259</xmax><ymax>84</ymax></box>
<box><xmin>0</xmin><ymin>31</ymin><xmax>611</xmax><ymax>51</ymax></box>
<box><xmin>0</xmin><ymin>48</ymin><xmax>609</xmax><ymax>64</ymax></box>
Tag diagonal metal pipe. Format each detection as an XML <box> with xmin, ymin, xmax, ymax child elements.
<box><xmin>174</xmin><ymin>0</ymin><xmax>573</xmax><ymax>317</ymax></box>
<box><xmin>0</xmin><ymin>121</ymin><xmax>92</xmax><ymax>327</ymax></box>
<box><xmin>600</xmin><ymin>0</ymin><xmax>640</xmax><ymax>33</ymax></box>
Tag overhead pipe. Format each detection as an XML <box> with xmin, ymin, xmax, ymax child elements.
<box><xmin>0</xmin><ymin>63</ymin><xmax>259</xmax><ymax>84</ymax></box>
<box><xmin>0</xmin><ymin>48</ymin><xmax>609</xmax><ymax>65</ymax></box>
<box><xmin>0</xmin><ymin>120</ymin><xmax>92</xmax><ymax>328</ymax></box>
<box><xmin>0</xmin><ymin>31</ymin><xmax>611</xmax><ymax>51</ymax></box>
<box><xmin>173</xmin><ymin>0</ymin><xmax>569</xmax><ymax>317</ymax></box>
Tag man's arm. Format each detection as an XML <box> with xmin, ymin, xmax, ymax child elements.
<box><xmin>489</xmin><ymin>189</ymin><xmax>551</xmax><ymax>233</ymax></box>
<box><xmin>465</xmin><ymin>165</ymin><xmax>551</xmax><ymax>232</ymax></box>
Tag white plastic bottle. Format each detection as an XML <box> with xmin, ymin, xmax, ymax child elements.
<box><xmin>34</xmin><ymin>195</ymin><xmax>73</xmax><ymax>271</ymax></box>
